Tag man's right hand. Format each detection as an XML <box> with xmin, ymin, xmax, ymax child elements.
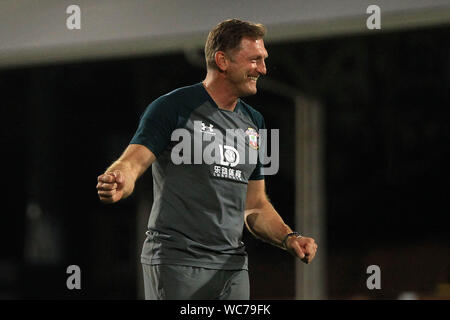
<box><xmin>97</xmin><ymin>170</ymin><xmax>125</xmax><ymax>204</ymax></box>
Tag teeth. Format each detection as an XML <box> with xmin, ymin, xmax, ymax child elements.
<box><xmin>248</xmin><ymin>76</ymin><xmax>258</xmax><ymax>81</ymax></box>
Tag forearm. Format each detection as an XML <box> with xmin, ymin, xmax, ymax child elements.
<box><xmin>245</xmin><ymin>201</ymin><xmax>293</xmax><ymax>249</ymax></box>
<box><xmin>105</xmin><ymin>160</ymin><xmax>137</xmax><ymax>199</ymax></box>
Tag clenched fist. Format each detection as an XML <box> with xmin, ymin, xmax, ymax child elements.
<box><xmin>97</xmin><ymin>170</ymin><xmax>125</xmax><ymax>204</ymax></box>
<box><xmin>285</xmin><ymin>236</ymin><xmax>318</xmax><ymax>264</ymax></box>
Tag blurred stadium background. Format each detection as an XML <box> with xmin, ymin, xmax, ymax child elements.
<box><xmin>0</xmin><ymin>0</ymin><xmax>449</xmax><ymax>299</ymax></box>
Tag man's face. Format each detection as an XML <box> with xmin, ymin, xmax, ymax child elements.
<box><xmin>225</xmin><ymin>37</ymin><xmax>268</xmax><ymax>97</ymax></box>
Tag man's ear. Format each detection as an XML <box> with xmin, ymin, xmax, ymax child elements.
<box><xmin>214</xmin><ymin>51</ymin><xmax>228</xmax><ymax>72</ymax></box>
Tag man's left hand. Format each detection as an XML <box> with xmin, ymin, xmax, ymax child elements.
<box><xmin>285</xmin><ymin>236</ymin><xmax>318</xmax><ymax>264</ymax></box>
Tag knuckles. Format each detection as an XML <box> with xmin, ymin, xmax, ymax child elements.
<box><xmin>97</xmin><ymin>173</ymin><xmax>121</xmax><ymax>204</ymax></box>
<box><xmin>96</xmin><ymin>182</ymin><xmax>117</xmax><ymax>191</ymax></box>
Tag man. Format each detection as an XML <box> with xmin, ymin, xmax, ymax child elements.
<box><xmin>96</xmin><ymin>19</ymin><xmax>317</xmax><ymax>300</ymax></box>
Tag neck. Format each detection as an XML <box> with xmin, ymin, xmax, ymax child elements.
<box><xmin>202</xmin><ymin>71</ymin><xmax>239</xmax><ymax>111</ymax></box>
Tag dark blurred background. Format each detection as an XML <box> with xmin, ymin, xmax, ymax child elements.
<box><xmin>1</xmin><ymin>1</ymin><xmax>449</xmax><ymax>300</ymax></box>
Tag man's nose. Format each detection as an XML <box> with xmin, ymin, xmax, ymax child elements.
<box><xmin>257</xmin><ymin>60</ymin><xmax>267</xmax><ymax>75</ymax></box>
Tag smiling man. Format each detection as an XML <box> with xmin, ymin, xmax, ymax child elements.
<box><xmin>96</xmin><ymin>19</ymin><xmax>317</xmax><ymax>300</ymax></box>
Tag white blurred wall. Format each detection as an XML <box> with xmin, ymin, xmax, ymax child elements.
<box><xmin>0</xmin><ymin>0</ymin><xmax>449</xmax><ymax>67</ymax></box>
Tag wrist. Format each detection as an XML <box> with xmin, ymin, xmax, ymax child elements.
<box><xmin>282</xmin><ymin>232</ymin><xmax>302</xmax><ymax>249</ymax></box>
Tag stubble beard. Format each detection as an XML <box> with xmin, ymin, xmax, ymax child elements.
<box><xmin>228</xmin><ymin>74</ymin><xmax>258</xmax><ymax>98</ymax></box>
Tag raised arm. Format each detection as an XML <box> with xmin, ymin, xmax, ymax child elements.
<box><xmin>97</xmin><ymin>144</ymin><xmax>156</xmax><ymax>204</ymax></box>
<box><xmin>244</xmin><ymin>179</ymin><xmax>318</xmax><ymax>264</ymax></box>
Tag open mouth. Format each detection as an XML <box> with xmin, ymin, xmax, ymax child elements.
<box><xmin>248</xmin><ymin>75</ymin><xmax>258</xmax><ymax>81</ymax></box>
